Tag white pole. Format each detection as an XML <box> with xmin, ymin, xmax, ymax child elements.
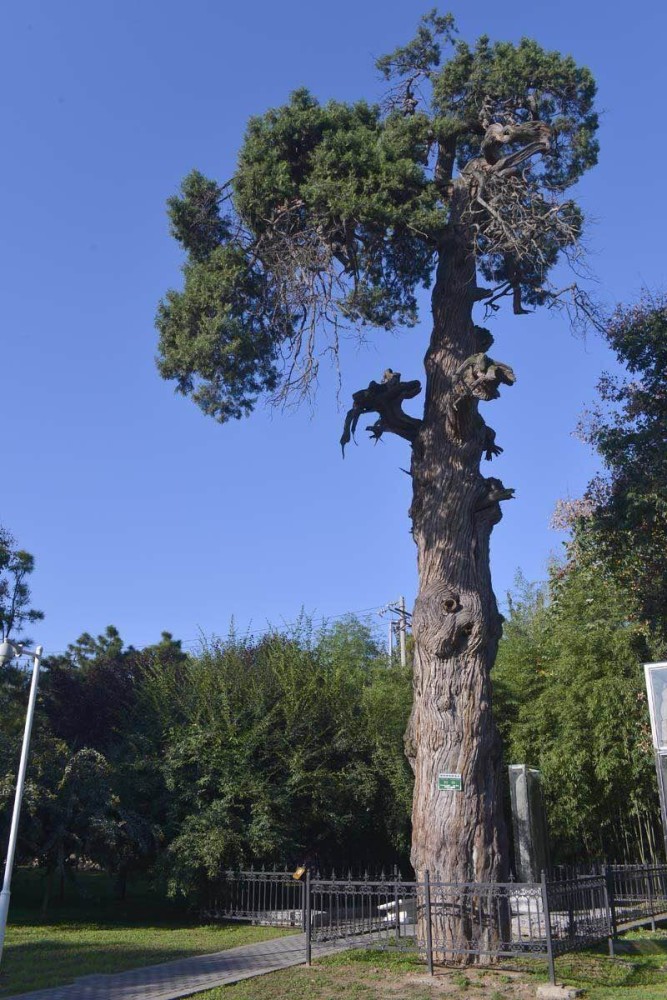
<box><xmin>388</xmin><ymin>621</ymin><xmax>393</xmax><ymax>666</ymax></box>
<box><xmin>399</xmin><ymin>596</ymin><xmax>407</xmax><ymax>669</ymax></box>
<box><xmin>0</xmin><ymin>645</ymin><xmax>43</xmax><ymax>966</ymax></box>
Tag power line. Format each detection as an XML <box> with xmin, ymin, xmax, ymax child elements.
<box><xmin>379</xmin><ymin>596</ymin><xmax>411</xmax><ymax>667</ymax></box>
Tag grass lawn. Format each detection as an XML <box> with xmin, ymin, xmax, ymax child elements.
<box><xmin>194</xmin><ymin>931</ymin><xmax>667</xmax><ymax>1000</ymax></box>
<box><xmin>2</xmin><ymin>871</ymin><xmax>666</xmax><ymax>1000</ymax></box>
<box><xmin>0</xmin><ymin>869</ymin><xmax>291</xmax><ymax>998</ymax></box>
<box><xmin>552</xmin><ymin>930</ymin><xmax>667</xmax><ymax>999</ymax></box>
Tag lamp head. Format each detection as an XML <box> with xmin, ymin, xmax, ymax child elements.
<box><xmin>0</xmin><ymin>640</ymin><xmax>17</xmax><ymax>667</ymax></box>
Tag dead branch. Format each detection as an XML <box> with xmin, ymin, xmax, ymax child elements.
<box><xmin>244</xmin><ymin>201</ymin><xmax>353</xmax><ymax>404</ymax></box>
<box><xmin>541</xmin><ymin>282</ymin><xmax>606</xmax><ymax>335</ymax></box>
<box><xmin>340</xmin><ymin>369</ymin><xmax>422</xmax><ymax>455</ymax></box>
<box><xmin>459</xmin><ymin>120</ymin><xmax>590</xmax><ymax>315</ymax></box>
<box><xmin>454</xmin><ymin>353</ymin><xmax>516</xmax><ymax>404</ymax></box>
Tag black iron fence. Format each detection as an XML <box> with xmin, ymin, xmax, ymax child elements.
<box><xmin>206</xmin><ymin>863</ymin><xmax>667</xmax><ymax>985</ymax></box>
<box><xmin>207</xmin><ymin>868</ymin><xmax>306</xmax><ymax>927</ymax></box>
<box><xmin>606</xmin><ymin>863</ymin><xmax>667</xmax><ymax>933</ymax></box>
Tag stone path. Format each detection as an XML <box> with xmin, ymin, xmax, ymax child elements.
<box><xmin>0</xmin><ymin>932</ymin><xmax>354</xmax><ymax>1000</ymax></box>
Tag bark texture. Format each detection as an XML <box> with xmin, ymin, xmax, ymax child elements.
<box><xmin>406</xmin><ymin>183</ymin><xmax>513</xmax><ymax>953</ymax></box>
<box><xmin>339</xmin><ymin>120</ymin><xmax>558</xmax><ymax>956</ymax></box>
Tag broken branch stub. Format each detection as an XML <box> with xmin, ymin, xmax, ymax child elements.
<box><xmin>340</xmin><ymin>369</ymin><xmax>422</xmax><ymax>455</ymax></box>
<box><xmin>454</xmin><ymin>353</ymin><xmax>516</xmax><ymax>404</ymax></box>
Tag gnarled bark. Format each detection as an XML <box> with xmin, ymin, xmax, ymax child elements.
<box><xmin>407</xmin><ymin>183</ymin><xmax>513</xmax><ymax>957</ymax></box>
<box><xmin>339</xmin><ymin>125</ymin><xmax>549</xmax><ymax>960</ymax></box>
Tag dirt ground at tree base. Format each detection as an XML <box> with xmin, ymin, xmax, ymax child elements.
<box><xmin>380</xmin><ymin>965</ymin><xmax>536</xmax><ymax>997</ymax></box>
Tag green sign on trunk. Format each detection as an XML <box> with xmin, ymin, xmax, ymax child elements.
<box><xmin>438</xmin><ymin>772</ymin><xmax>462</xmax><ymax>792</ymax></box>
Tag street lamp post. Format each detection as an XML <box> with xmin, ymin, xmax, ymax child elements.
<box><xmin>0</xmin><ymin>640</ymin><xmax>44</xmax><ymax>966</ymax></box>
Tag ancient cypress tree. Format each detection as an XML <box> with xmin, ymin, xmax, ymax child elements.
<box><xmin>156</xmin><ymin>13</ymin><xmax>598</xmax><ymax>897</ymax></box>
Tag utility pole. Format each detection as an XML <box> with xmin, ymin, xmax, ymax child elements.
<box><xmin>398</xmin><ymin>595</ymin><xmax>407</xmax><ymax>669</ymax></box>
<box><xmin>379</xmin><ymin>597</ymin><xmax>410</xmax><ymax>668</ymax></box>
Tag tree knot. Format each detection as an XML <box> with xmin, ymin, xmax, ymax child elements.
<box><xmin>475</xmin><ymin>477</ymin><xmax>516</xmax><ymax>519</ymax></box>
<box><xmin>413</xmin><ymin>583</ymin><xmax>484</xmax><ymax>660</ymax></box>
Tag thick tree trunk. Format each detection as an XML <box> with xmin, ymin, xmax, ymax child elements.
<box><xmin>406</xmin><ymin>193</ymin><xmax>510</xmax><ymax>957</ymax></box>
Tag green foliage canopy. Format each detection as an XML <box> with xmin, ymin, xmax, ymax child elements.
<box><xmin>575</xmin><ymin>296</ymin><xmax>667</xmax><ymax>643</ymax></box>
<box><xmin>494</xmin><ymin>563</ymin><xmax>659</xmax><ymax>863</ymax></box>
<box><xmin>0</xmin><ymin>526</ymin><xmax>43</xmax><ymax>643</ymax></box>
<box><xmin>1</xmin><ymin>616</ymin><xmax>414</xmax><ymax>904</ymax></box>
<box><xmin>143</xmin><ymin>619</ymin><xmax>413</xmax><ymax>897</ymax></box>
<box><xmin>156</xmin><ymin>12</ymin><xmax>598</xmax><ymax>421</ymax></box>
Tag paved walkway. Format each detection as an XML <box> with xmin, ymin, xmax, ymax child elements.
<box><xmin>1</xmin><ymin>932</ymin><xmax>352</xmax><ymax>1000</ymax></box>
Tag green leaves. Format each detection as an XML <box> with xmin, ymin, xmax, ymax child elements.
<box><xmin>375</xmin><ymin>10</ymin><xmax>456</xmax><ymax>81</ymax></box>
<box><xmin>576</xmin><ymin>295</ymin><xmax>667</xmax><ymax>644</ymax></box>
<box><xmin>234</xmin><ymin>90</ymin><xmax>441</xmax><ymax>327</ymax></box>
<box><xmin>167</xmin><ymin>170</ymin><xmax>231</xmax><ymax>262</ymax></box>
<box><xmin>494</xmin><ymin>562</ymin><xmax>658</xmax><ymax>862</ymax></box>
<box><xmin>156</xmin><ymin>16</ymin><xmax>599</xmax><ymax>420</ymax></box>
<box><xmin>0</xmin><ymin>526</ymin><xmax>44</xmax><ymax>643</ymax></box>
<box><xmin>139</xmin><ymin>619</ymin><xmax>412</xmax><ymax>896</ymax></box>
<box><xmin>433</xmin><ymin>35</ymin><xmax>599</xmax><ymax>188</ymax></box>
<box><xmin>156</xmin><ymin>242</ymin><xmax>282</xmax><ymax>421</ymax></box>
<box><xmin>1</xmin><ymin>613</ymin><xmax>403</xmax><ymax>898</ymax></box>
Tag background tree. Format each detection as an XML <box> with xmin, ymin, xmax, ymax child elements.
<box><xmin>0</xmin><ymin>527</ymin><xmax>51</xmax><ymax>904</ymax></box>
<box><xmin>0</xmin><ymin>526</ymin><xmax>43</xmax><ymax>643</ymax></box>
<box><xmin>561</xmin><ymin>295</ymin><xmax>667</xmax><ymax>650</ymax></box>
<box><xmin>145</xmin><ymin>619</ymin><xmax>412</xmax><ymax>901</ymax></box>
<box><xmin>0</xmin><ymin>527</ymin><xmax>42</xmax><ymax>771</ymax></box>
<box><xmin>494</xmin><ymin>563</ymin><xmax>661</xmax><ymax>864</ymax></box>
<box><xmin>43</xmin><ymin>629</ymin><xmax>184</xmax><ymax>893</ymax></box>
<box><xmin>17</xmin><ymin>745</ymin><xmax>118</xmax><ymax>909</ymax></box>
<box><xmin>1</xmin><ymin>625</ymin><xmax>181</xmax><ymax>908</ymax></box>
<box><xmin>155</xmin><ymin>10</ymin><xmax>599</xmax><ymax>919</ymax></box>
<box><xmin>495</xmin><ymin>296</ymin><xmax>667</xmax><ymax>866</ymax></box>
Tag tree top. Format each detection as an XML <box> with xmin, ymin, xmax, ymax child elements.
<box><xmin>156</xmin><ymin>11</ymin><xmax>599</xmax><ymax>423</ymax></box>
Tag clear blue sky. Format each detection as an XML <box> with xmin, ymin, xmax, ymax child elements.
<box><xmin>1</xmin><ymin>0</ymin><xmax>665</xmax><ymax>654</ymax></box>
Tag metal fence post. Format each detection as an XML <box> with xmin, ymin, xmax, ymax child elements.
<box><xmin>540</xmin><ymin>871</ymin><xmax>556</xmax><ymax>986</ymax></box>
<box><xmin>305</xmin><ymin>869</ymin><xmax>312</xmax><ymax>966</ymax></box>
<box><xmin>646</xmin><ymin>864</ymin><xmax>656</xmax><ymax>931</ymax></box>
<box><xmin>424</xmin><ymin>870</ymin><xmax>434</xmax><ymax>976</ymax></box>
<box><xmin>603</xmin><ymin>865</ymin><xmax>618</xmax><ymax>946</ymax></box>
<box><xmin>567</xmin><ymin>895</ymin><xmax>575</xmax><ymax>940</ymax></box>
<box><xmin>601</xmin><ymin>865</ymin><xmax>615</xmax><ymax>957</ymax></box>
<box><xmin>394</xmin><ymin>877</ymin><xmax>401</xmax><ymax>942</ymax></box>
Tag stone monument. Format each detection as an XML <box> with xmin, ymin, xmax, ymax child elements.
<box><xmin>509</xmin><ymin>764</ymin><xmax>550</xmax><ymax>881</ymax></box>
